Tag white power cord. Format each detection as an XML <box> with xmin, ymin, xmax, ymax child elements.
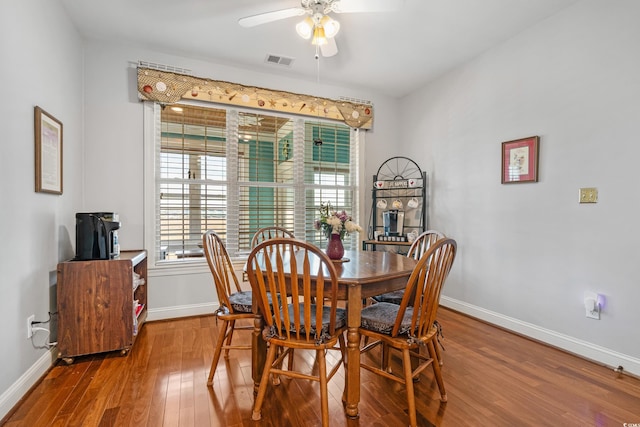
<box><xmin>31</xmin><ymin>326</ymin><xmax>57</xmax><ymax>349</ymax></box>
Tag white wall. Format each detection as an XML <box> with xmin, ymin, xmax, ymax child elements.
<box><xmin>80</xmin><ymin>40</ymin><xmax>401</xmax><ymax>317</ymax></box>
<box><xmin>0</xmin><ymin>0</ymin><xmax>84</xmax><ymax>418</ymax></box>
<box><xmin>400</xmin><ymin>0</ymin><xmax>640</xmax><ymax>374</ymax></box>
<box><xmin>5</xmin><ymin>0</ymin><xmax>639</xmax><ymax>420</ymax></box>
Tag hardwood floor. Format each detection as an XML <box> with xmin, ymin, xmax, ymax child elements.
<box><xmin>4</xmin><ymin>307</ymin><xmax>640</xmax><ymax>426</ymax></box>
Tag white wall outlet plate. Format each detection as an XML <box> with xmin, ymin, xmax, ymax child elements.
<box><xmin>27</xmin><ymin>314</ymin><xmax>35</xmax><ymax>338</ymax></box>
<box><xmin>584</xmin><ymin>291</ymin><xmax>600</xmax><ymax>320</ymax></box>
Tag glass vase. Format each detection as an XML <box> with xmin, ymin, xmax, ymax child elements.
<box><xmin>326</xmin><ymin>233</ymin><xmax>345</xmax><ymax>260</ymax></box>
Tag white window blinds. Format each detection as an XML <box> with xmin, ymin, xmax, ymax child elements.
<box><xmin>159</xmin><ymin>105</ymin><xmax>227</xmax><ymax>260</ymax></box>
<box><xmin>155</xmin><ymin>103</ymin><xmax>359</xmax><ymax>262</ymax></box>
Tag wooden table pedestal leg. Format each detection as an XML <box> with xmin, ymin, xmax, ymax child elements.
<box><xmin>252</xmin><ymin>314</ymin><xmax>266</xmax><ymax>395</ymax></box>
<box><xmin>344</xmin><ymin>286</ymin><xmax>362</xmax><ymax>419</ymax></box>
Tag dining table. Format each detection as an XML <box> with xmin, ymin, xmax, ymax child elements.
<box><xmin>249</xmin><ymin>248</ymin><xmax>418</xmax><ymax>419</ymax></box>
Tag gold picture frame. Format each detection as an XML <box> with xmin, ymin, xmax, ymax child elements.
<box><xmin>34</xmin><ymin>106</ymin><xmax>63</xmax><ymax>194</ymax></box>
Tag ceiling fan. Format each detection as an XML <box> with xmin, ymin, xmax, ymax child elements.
<box><xmin>238</xmin><ymin>0</ymin><xmax>402</xmax><ymax>58</ymax></box>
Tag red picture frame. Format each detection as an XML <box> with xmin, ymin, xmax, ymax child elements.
<box><xmin>501</xmin><ymin>136</ymin><xmax>539</xmax><ymax>184</ymax></box>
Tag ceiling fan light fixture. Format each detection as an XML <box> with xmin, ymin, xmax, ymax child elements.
<box><xmin>296</xmin><ymin>16</ymin><xmax>314</xmax><ymax>39</ymax></box>
<box><xmin>312</xmin><ymin>26</ymin><xmax>328</xmax><ymax>46</ymax></box>
<box><xmin>320</xmin><ymin>15</ymin><xmax>340</xmax><ymax>38</ymax></box>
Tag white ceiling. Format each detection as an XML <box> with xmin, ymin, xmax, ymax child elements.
<box><xmin>60</xmin><ymin>0</ymin><xmax>581</xmax><ymax>98</ymax></box>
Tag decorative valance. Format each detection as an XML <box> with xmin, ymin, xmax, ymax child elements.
<box><xmin>137</xmin><ymin>67</ymin><xmax>373</xmax><ymax>129</ymax></box>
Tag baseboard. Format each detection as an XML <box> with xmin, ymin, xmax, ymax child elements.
<box><xmin>0</xmin><ymin>347</ymin><xmax>57</xmax><ymax>421</ymax></box>
<box><xmin>440</xmin><ymin>296</ymin><xmax>640</xmax><ymax>377</ymax></box>
<box><xmin>145</xmin><ymin>302</ymin><xmax>218</xmax><ymax>322</ymax></box>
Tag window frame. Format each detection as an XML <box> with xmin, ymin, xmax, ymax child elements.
<box><xmin>143</xmin><ymin>100</ymin><xmax>365</xmax><ymax>267</ymax></box>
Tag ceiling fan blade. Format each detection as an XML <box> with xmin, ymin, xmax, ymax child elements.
<box><xmin>332</xmin><ymin>0</ymin><xmax>404</xmax><ymax>13</ymax></box>
<box><xmin>238</xmin><ymin>7</ymin><xmax>306</xmax><ymax>28</ymax></box>
<box><xmin>321</xmin><ymin>37</ymin><xmax>338</xmax><ymax>57</ymax></box>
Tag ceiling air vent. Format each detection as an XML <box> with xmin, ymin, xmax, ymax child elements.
<box><xmin>265</xmin><ymin>54</ymin><xmax>294</xmax><ymax>67</ymax></box>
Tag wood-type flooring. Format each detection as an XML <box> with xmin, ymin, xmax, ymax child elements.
<box><xmin>4</xmin><ymin>307</ymin><xmax>640</xmax><ymax>426</ymax></box>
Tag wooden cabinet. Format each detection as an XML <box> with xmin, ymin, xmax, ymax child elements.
<box><xmin>57</xmin><ymin>250</ymin><xmax>147</xmax><ymax>362</ymax></box>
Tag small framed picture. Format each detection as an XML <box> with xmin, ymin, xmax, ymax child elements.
<box><xmin>501</xmin><ymin>136</ymin><xmax>539</xmax><ymax>184</ymax></box>
<box><xmin>34</xmin><ymin>106</ymin><xmax>63</xmax><ymax>194</ymax></box>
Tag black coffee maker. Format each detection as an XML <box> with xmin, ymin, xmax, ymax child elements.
<box><xmin>75</xmin><ymin>212</ymin><xmax>121</xmax><ymax>260</ymax></box>
<box><xmin>383</xmin><ymin>209</ymin><xmax>405</xmax><ymax>236</ymax></box>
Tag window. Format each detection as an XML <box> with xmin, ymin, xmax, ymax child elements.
<box><xmin>151</xmin><ymin>103</ymin><xmax>360</xmax><ymax>262</ymax></box>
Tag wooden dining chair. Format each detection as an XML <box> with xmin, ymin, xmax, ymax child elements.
<box><xmin>246</xmin><ymin>238</ymin><xmax>346</xmax><ymax>427</ymax></box>
<box><xmin>359</xmin><ymin>238</ymin><xmax>457</xmax><ymax>427</ymax></box>
<box><xmin>370</xmin><ymin>230</ymin><xmax>447</xmax><ymax>364</ymax></box>
<box><xmin>250</xmin><ymin>226</ymin><xmax>295</xmax><ymax>248</ymax></box>
<box><xmin>372</xmin><ymin>230</ymin><xmax>445</xmax><ymax>304</ymax></box>
<box><xmin>203</xmin><ymin>230</ymin><xmax>255</xmax><ymax>386</ymax></box>
<box><xmin>244</xmin><ymin>226</ymin><xmax>296</xmax><ymax>282</ymax></box>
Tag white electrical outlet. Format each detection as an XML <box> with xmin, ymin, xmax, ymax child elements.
<box><xmin>27</xmin><ymin>314</ymin><xmax>35</xmax><ymax>338</ymax></box>
<box><xmin>585</xmin><ymin>304</ymin><xmax>600</xmax><ymax>320</ymax></box>
<box><xmin>584</xmin><ymin>292</ymin><xmax>601</xmax><ymax>320</ymax></box>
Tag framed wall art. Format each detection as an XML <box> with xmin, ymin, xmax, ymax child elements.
<box><xmin>501</xmin><ymin>136</ymin><xmax>539</xmax><ymax>184</ymax></box>
<box><xmin>34</xmin><ymin>106</ymin><xmax>63</xmax><ymax>194</ymax></box>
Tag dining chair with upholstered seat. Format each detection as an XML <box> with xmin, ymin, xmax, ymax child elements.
<box><xmin>244</xmin><ymin>225</ymin><xmax>296</xmax><ymax>292</ymax></box>
<box><xmin>371</xmin><ymin>230</ymin><xmax>445</xmax><ymax>305</ymax></box>
<box><xmin>359</xmin><ymin>238</ymin><xmax>457</xmax><ymax>427</ymax></box>
<box><xmin>406</xmin><ymin>230</ymin><xmax>446</xmax><ymax>260</ymax></box>
<box><xmin>246</xmin><ymin>238</ymin><xmax>346</xmax><ymax>427</ymax></box>
<box><xmin>250</xmin><ymin>226</ymin><xmax>295</xmax><ymax>248</ymax></box>
<box><xmin>370</xmin><ymin>230</ymin><xmax>446</xmax><ymax>365</ymax></box>
<box><xmin>203</xmin><ymin>230</ymin><xmax>255</xmax><ymax>387</ymax></box>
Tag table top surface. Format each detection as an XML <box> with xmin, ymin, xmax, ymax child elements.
<box><xmin>330</xmin><ymin>249</ymin><xmax>417</xmax><ymax>285</ymax></box>
<box><xmin>250</xmin><ymin>248</ymin><xmax>417</xmax><ymax>287</ymax></box>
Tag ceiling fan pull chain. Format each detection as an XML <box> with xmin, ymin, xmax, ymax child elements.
<box><xmin>316</xmin><ymin>44</ymin><xmax>321</xmax><ymax>84</ymax></box>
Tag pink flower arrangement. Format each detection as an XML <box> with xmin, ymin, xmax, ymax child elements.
<box><xmin>314</xmin><ymin>202</ymin><xmax>362</xmax><ymax>240</ymax></box>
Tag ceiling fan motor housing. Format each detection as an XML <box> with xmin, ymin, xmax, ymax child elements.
<box><xmin>306</xmin><ymin>0</ymin><xmax>335</xmax><ymax>24</ymax></box>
